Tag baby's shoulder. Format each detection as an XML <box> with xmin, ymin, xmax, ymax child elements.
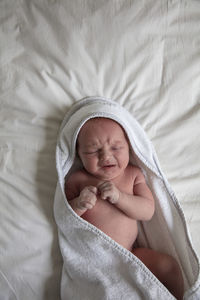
<box><xmin>126</xmin><ymin>164</ymin><xmax>144</xmax><ymax>182</ymax></box>
<box><xmin>65</xmin><ymin>169</ymin><xmax>90</xmax><ymax>199</ymax></box>
<box><xmin>126</xmin><ymin>164</ymin><xmax>142</xmax><ymax>175</ymax></box>
<box><xmin>66</xmin><ymin>169</ymin><xmax>89</xmax><ymax>185</ymax></box>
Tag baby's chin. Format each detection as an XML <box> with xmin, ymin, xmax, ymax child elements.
<box><xmin>95</xmin><ymin>174</ymin><xmax>116</xmax><ymax>181</ymax></box>
<box><xmin>94</xmin><ymin>168</ymin><xmax>124</xmax><ymax>181</ymax></box>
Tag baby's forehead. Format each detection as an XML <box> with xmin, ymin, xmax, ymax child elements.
<box><xmin>77</xmin><ymin>117</ymin><xmax>128</xmax><ymax>144</ymax></box>
<box><xmin>82</xmin><ymin>117</ymin><xmax>122</xmax><ymax>130</ymax></box>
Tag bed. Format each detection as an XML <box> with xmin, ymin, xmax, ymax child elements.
<box><xmin>0</xmin><ymin>1</ymin><xmax>199</xmax><ymax>299</ymax></box>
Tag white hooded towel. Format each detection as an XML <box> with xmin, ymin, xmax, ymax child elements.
<box><xmin>54</xmin><ymin>97</ymin><xmax>200</xmax><ymax>299</ymax></box>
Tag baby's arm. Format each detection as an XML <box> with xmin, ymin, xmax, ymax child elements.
<box><xmin>65</xmin><ymin>172</ymin><xmax>97</xmax><ymax>216</ymax></box>
<box><xmin>98</xmin><ymin>168</ymin><xmax>155</xmax><ymax>221</ymax></box>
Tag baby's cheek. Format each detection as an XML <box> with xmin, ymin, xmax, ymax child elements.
<box><xmin>88</xmin><ymin>162</ymin><xmax>97</xmax><ymax>173</ymax></box>
<box><xmin>119</xmin><ymin>156</ymin><xmax>129</xmax><ymax>168</ymax></box>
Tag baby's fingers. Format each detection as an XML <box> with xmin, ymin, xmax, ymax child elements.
<box><xmin>80</xmin><ymin>197</ymin><xmax>96</xmax><ymax>209</ymax></box>
<box><xmin>87</xmin><ymin>186</ymin><xmax>98</xmax><ymax>195</ymax></box>
<box><xmin>100</xmin><ymin>190</ymin><xmax>112</xmax><ymax>200</ymax></box>
<box><xmin>81</xmin><ymin>186</ymin><xmax>97</xmax><ymax>198</ymax></box>
<box><xmin>98</xmin><ymin>181</ymin><xmax>120</xmax><ymax>203</ymax></box>
<box><xmin>98</xmin><ymin>181</ymin><xmax>111</xmax><ymax>190</ymax></box>
<box><xmin>83</xmin><ymin>201</ymin><xmax>93</xmax><ymax>210</ymax></box>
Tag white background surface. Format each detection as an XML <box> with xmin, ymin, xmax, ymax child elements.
<box><xmin>0</xmin><ymin>0</ymin><xmax>200</xmax><ymax>299</ymax></box>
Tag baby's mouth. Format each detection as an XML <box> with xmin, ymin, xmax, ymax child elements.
<box><xmin>102</xmin><ymin>164</ymin><xmax>116</xmax><ymax>169</ymax></box>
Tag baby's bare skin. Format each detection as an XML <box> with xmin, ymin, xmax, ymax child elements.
<box><xmin>65</xmin><ymin>165</ymin><xmax>152</xmax><ymax>250</ymax></box>
<box><xmin>65</xmin><ymin>118</ymin><xmax>184</xmax><ymax>299</ymax></box>
<box><xmin>65</xmin><ymin>118</ymin><xmax>154</xmax><ymax>250</ymax></box>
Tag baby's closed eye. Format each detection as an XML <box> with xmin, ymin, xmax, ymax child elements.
<box><xmin>111</xmin><ymin>146</ymin><xmax>123</xmax><ymax>151</ymax></box>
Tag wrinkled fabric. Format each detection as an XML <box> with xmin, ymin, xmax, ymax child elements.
<box><xmin>1</xmin><ymin>1</ymin><xmax>200</xmax><ymax>299</ymax></box>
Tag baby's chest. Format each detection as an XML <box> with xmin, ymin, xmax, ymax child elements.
<box><xmin>117</xmin><ymin>180</ymin><xmax>134</xmax><ymax>195</ymax></box>
<box><xmin>113</xmin><ymin>173</ymin><xmax>135</xmax><ymax>195</ymax></box>
<box><xmin>79</xmin><ymin>176</ymin><xmax>134</xmax><ymax>195</ymax></box>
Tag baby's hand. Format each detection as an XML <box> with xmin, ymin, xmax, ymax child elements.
<box><xmin>98</xmin><ymin>181</ymin><xmax>120</xmax><ymax>204</ymax></box>
<box><xmin>77</xmin><ymin>186</ymin><xmax>97</xmax><ymax>210</ymax></box>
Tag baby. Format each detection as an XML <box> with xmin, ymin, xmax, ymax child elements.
<box><xmin>65</xmin><ymin>117</ymin><xmax>184</xmax><ymax>300</ymax></box>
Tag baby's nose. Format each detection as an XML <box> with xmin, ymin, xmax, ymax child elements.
<box><xmin>99</xmin><ymin>149</ymin><xmax>111</xmax><ymax>161</ymax></box>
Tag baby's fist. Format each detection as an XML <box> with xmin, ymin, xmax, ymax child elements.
<box><xmin>98</xmin><ymin>181</ymin><xmax>120</xmax><ymax>204</ymax></box>
<box><xmin>78</xmin><ymin>186</ymin><xmax>97</xmax><ymax>210</ymax></box>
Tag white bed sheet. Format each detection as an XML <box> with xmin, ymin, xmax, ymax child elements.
<box><xmin>0</xmin><ymin>0</ymin><xmax>199</xmax><ymax>299</ymax></box>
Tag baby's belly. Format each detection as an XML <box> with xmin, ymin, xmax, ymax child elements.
<box><xmin>82</xmin><ymin>197</ymin><xmax>138</xmax><ymax>251</ymax></box>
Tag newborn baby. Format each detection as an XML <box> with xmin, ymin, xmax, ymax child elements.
<box><xmin>65</xmin><ymin>117</ymin><xmax>184</xmax><ymax>300</ymax></box>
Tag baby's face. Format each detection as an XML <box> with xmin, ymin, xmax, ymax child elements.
<box><xmin>77</xmin><ymin>118</ymin><xmax>130</xmax><ymax>180</ymax></box>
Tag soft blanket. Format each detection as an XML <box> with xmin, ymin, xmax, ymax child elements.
<box><xmin>54</xmin><ymin>97</ymin><xmax>200</xmax><ymax>299</ymax></box>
